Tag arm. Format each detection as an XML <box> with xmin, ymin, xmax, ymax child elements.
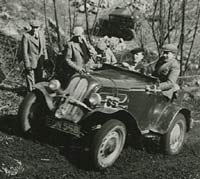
<box><xmin>64</xmin><ymin>43</ymin><xmax>83</xmax><ymax>72</ymax></box>
<box><xmin>22</xmin><ymin>34</ymin><xmax>31</xmax><ymax>69</ymax></box>
<box><xmin>43</xmin><ymin>33</ymin><xmax>48</xmax><ymax>60</ymax></box>
<box><xmin>39</xmin><ymin>31</ymin><xmax>48</xmax><ymax>60</ymax></box>
<box><xmin>158</xmin><ymin>62</ymin><xmax>180</xmax><ymax>90</ymax></box>
<box><xmin>82</xmin><ymin>36</ymin><xmax>97</xmax><ymax>57</ymax></box>
<box><xmin>109</xmin><ymin>49</ymin><xmax>117</xmax><ymax>64</ymax></box>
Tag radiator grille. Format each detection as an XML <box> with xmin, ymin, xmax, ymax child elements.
<box><xmin>55</xmin><ymin>77</ymin><xmax>89</xmax><ymax>123</ymax></box>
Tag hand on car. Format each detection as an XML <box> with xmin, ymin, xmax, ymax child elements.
<box><xmin>145</xmin><ymin>84</ymin><xmax>158</xmax><ymax>92</ymax></box>
<box><xmin>122</xmin><ymin>62</ymin><xmax>130</xmax><ymax>68</ymax></box>
<box><xmin>78</xmin><ymin>68</ymin><xmax>86</xmax><ymax>75</ymax></box>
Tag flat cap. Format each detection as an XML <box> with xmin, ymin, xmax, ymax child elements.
<box><xmin>131</xmin><ymin>47</ymin><xmax>144</xmax><ymax>55</ymax></box>
<box><xmin>162</xmin><ymin>43</ymin><xmax>178</xmax><ymax>54</ymax></box>
<box><xmin>29</xmin><ymin>20</ymin><xmax>41</xmax><ymax>27</ymax></box>
<box><xmin>96</xmin><ymin>41</ymin><xmax>107</xmax><ymax>51</ymax></box>
<box><xmin>73</xmin><ymin>26</ymin><xmax>84</xmax><ymax>36</ymax></box>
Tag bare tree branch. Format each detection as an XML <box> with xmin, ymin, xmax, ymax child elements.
<box><xmin>151</xmin><ymin>0</ymin><xmax>160</xmax><ymax>55</ymax></box>
<box><xmin>84</xmin><ymin>0</ymin><xmax>91</xmax><ymax>43</ymax></box>
<box><xmin>179</xmin><ymin>0</ymin><xmax>186</xmax><ymax>76</ymax></box>
<box><xmin>184</xmin><ymin>0</ymin><xmax>200</xmax><ymax>74</ymax></box>
<box><xmin>68</xmin><ymin>0</ymin><xmax>72</xmax><ymax>37</ymax></box>
<box><xmin>43</xmin><ymin>0</ymin><xmax>52</xmax><ymax>45</ymax></box>
<box><xmin>53</xmin><ymin>0</ymin><xmax>62</xmax><ymax>51</ymax></box>
<box><xmin>72</xmin><ymin>0</ymin><xmax>78</xmax><ymax>31</ymax></box>
<box><xmin>91</xmin><ymin>0</ymin><xmax>103</xmax><ymax>36</ymax></box>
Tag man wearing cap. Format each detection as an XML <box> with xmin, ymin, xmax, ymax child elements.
<box><xmin>151</xmin><ymin>43</ymin><xmax>180</xmax><ymax>99</ymax></box>
<box><xmin>21</xmin><ymin>20</ymin><xmax>48</xmax><ymax>91</ymax></box>
<box><xmin>122</xmin><ymin>47</ymin><xmax>146</xmax><ymax>73</ymax></box>
<box><xmin>63</xmin><ymin>26</ymin><xmax>96</xmax><ymax>78</ymax></box>
<box><xmin>95</xmin><ymin>40</ymin><xmax>117</xmax><ymax>65</ymax></box>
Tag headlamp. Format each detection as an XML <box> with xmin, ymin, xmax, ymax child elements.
<box><xmin>89</xmin><ymin>93</ymin><xmax>102</xmax><ymax>106</ymax></box>
<box><xmin>48</xmin><ymin>80</ymin><xmax>61</xmax><ymax>91</ymax></box>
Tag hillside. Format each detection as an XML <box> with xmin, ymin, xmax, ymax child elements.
<box><xmin>1</xmin><ymin>0</ymin><xmax>200</xmax><ymax>78</ymax></box>
<box><xmin>1</xmin><ymin>1</ymin><xmax>200</xmax><ymax>179</ymax></box>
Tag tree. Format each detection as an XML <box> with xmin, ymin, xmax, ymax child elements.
<box><xmin>53</xmin><ymin>0</ymin><xmax>62</xmax><ymax>51</ymax></box>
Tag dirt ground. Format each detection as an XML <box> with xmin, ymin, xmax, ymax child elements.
<box><xmin>0</xmin><ymin>87</ymin><xmax>200</xmax><ymax>179</ymax></box>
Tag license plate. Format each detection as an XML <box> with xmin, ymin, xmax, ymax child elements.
<box><xmin>50</xmin><ymin>120</ymin><xmax>80</xmax><ymax>137</ymax></box>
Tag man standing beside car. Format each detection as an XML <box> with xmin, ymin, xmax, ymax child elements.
<box><xmin>63</xmin><ymin>26</ymin><xmax>96</xmax><ymax>79</ymax></box>
<box><xmin>22</xmin><ymin>20</ymin><xmax>48</xmax><ymax>92</ymax></box>
<box><xmin>151</xmin><ymin>43</ymin><xmax>180</xmax><ymax>100</ymax></box>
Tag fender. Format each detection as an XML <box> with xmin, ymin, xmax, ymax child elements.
<box><xmin>150</xmin><ymin>103</ymin><xmax>191</xmax><ymax>134</ymax></box>
<box><xmin>80</xmin><ymin>107</ymin><xmax>141</xmax><ymax>132</ymax></box>
<box><xmin>90</xmin><ymin>107</ymin><xmax>122</xmax><ymax>114</ymax></box>
<box><xmin>34</xmin><ymin>82</ymin><xmax>55</xmax><ymax>110</ymax></box>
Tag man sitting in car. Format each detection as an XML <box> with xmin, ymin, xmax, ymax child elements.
<box><xmin>150</xmin><ymin>43</ymin><xmax>180</xmax><ymax>100</ymax></box>
<box><xmin>122</xmin><ymin>47</ymin><xmax>146</xmax><ymax>74</ymax></box>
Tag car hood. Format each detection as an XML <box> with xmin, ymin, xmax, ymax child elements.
<box><xmin>90</xmin><ymin>65</ymin><xmax>157</xmax><ymax>89</ymax></box>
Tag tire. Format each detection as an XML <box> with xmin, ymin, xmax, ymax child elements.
<box><xmin>91</xmin><ymin>119</ymin><xmax>126</xmax><ymax>169</ymax></box>
<box><xmin>160</xmin><ymin>113</ymin><xmax>187</xmax><ymax>155</ymax></box>
<box><xmin>18</xmin><ymin>92</ymin><xmax>47</xmax><ymax>134</ymax></box>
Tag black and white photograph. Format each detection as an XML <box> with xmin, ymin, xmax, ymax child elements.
<box><xmin>0</xmin><ymin>0</ymin><xmax>200</xmax><ymax>178</ymax></box>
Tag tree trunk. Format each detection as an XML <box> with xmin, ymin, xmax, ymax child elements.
<box><xmin>184</xmin><ymin>0</ymin><xmax>200</xmax><ymax>74</ymax></box>
<box><xmin>179</xmin><ymin>0</ymin><xmax>186</xmax><ymax>76</ymax></box>
<box><xmin>53</xmin><ymin>0</ymin><xmax>62</xmax><ymax>51</ymax></box>
<box><xmin>84</xmin><ymin>0</ymin><xmax>91</xmax><ymax>43</ymax></box>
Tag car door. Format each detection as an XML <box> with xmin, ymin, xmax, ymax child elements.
<box><xmin>127</xmin><ymin>89</ymin><xmax>166</xmax><ymax>131</ymax></box>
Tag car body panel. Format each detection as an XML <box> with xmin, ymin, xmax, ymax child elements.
<box><xmin>34</xmin><ymin>82</ymin><xmax>54</xmax><ymax>110</ymax></box>
<box><xmin>33</xmin><ymin>64</ymin><xmax>191</xmax><ymax>135</ymax></box>
<box><xmin>150</xmin><ymin>105</ymin><xmax>191</xmax><ymax>134</ymax></box>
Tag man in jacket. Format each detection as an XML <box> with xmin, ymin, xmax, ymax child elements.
<box><xmin>151</xmin><ymin>43</ymin><xmax>180</xmax><ymax>99</ymax></box>
<box><xmin>22</xmin><ymin>20</ymin><xmax>48</xmax><ymax>91</ymax></box>
<box><xmin>63</xmin><ymin>26</ymin><xmax>96</xmax><ymax>77</ymax></box>
<box><xmin>122</xmin><ymin>47</ymin><xmax>146</xmax><ymax>74</ymax></box>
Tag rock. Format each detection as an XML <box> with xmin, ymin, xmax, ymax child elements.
<box><xmin>0</xmin><ymin>156</ymin><xmax>24</xmax><ymax>177</ymax></box>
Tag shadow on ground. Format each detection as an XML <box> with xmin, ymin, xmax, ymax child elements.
<box><xmin>0</xmin><ymin>114</ymin><xmax>163</xmax><ymax>171</ymax></box>
<box><xmin>0</xmin><ymin>114</ymin><xmax>93</xmax><ymax>170</ymax></box>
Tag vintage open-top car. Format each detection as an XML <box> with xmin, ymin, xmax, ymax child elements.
<box><xmin>18</xmin><ymin>64</ymin><xmax>192</xmax><ymax>169</ymax></box>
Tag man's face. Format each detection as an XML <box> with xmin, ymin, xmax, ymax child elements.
<box><xmin>134</xmin><ymin>52</ymin><xmax>144</xmax><ymax>63</ymax></box>
<box><xmin>32</xmin><ymin>26</ymin><xmax>40</xmax><ymax>34</ymax></box>
<box><xmin>163</xmin><ymin>51</ymin><xmax>175</xmax><ymax>60</ymax></box>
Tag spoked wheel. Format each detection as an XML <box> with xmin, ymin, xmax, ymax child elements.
<box><xmin>160</xmin><ymin>113</ymin><xmax>187</xmax><ymax>155</ymax></box>
<box><xmin>91</xmin><ymin>119</ymin><xmax>126</xmax><ymax>169</ymax></box>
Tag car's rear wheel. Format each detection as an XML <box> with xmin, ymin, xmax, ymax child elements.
<box><xmin>160</xmin><ymin>113</ymin><xmax>186</xmax><ymax>155</ymax></box>
<box><xmin>18</xmin><ymin>91</ymin><xmax>47</xmax><ymax>135</ymax></box>
<box><xmin>91</xmin><ymin>119</ymin><xmax>126</xmax><ymax>169</ymax></box>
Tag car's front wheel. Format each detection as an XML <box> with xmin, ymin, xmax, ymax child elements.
<box><xmin>91</xmin><ymin>119</ymin><xmax>126</xmax><ymax>169</ymax></box>
<box><xmin>18</xmin><ymin>91</ymin><xmax>47</xmax><ymax>135</ymax></box>
<box><xmin>160</xmin><ymin>113</ymin><xmax>187</xmax><ymax>155</ymax></box>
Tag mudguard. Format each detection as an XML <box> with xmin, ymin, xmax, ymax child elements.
<box><xmin>90</xmin><ymin>107</ymin><xmax>122</xmax><ymax>114</ymax></box>
<box><xmin>81</xmin><ymin>107</ymin><xmax>140</xmax><ymax>127</ymax></box>
<box><xmin>150</xmin><ymin>103</ymin><xmax>191</xmax><ymax>134</ymax></box>
<box><xmin>34</xmin><ymin>82</ymin><xmax>55</xmax><ymax>110</ymax></box>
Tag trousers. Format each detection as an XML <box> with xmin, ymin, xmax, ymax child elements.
<box><xmin>25</xmin><ymin>67</ymin><xmax>43</xmax><ymax>91</ymax></box>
